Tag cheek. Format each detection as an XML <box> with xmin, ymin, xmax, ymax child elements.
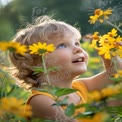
<box><xmin>83</xmin><ymin>50</ymin><xmax>89</xmax><ymax>64</ymax></box>
<box><xmin>45</xmin><ymin>51</ymin><xmax>70</xmax><ymax>67</ymax></box>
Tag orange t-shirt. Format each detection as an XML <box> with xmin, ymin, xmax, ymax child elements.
<box><xmin>25</xmin><ymin>81</ymin><xmax>88</xmax><ymax>121</ymax></box>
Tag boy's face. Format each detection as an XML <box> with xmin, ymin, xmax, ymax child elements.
<box><xmin>45</xmin><ymin>31</ymin><xmax>89</xmax><ymax>78</ymax></box>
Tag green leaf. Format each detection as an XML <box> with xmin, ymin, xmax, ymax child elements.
<box><xmin>39</xmin><ymin>86</ymin><xmax>76</xmax><ymax>100</ymax></box>
<box><xmin>114</xmin><ymin>117</ymin><xmax>122</xmax><ymax>122</ymax></box>
<box><xmin>53</xmin><ymin>87</ymin><xmax>76</xmax><ymax>97</ymax></box>
<box><xmin>47</xmin><ymin>66</ymin><xmax>59</xmax><ymax>72</ymax></box>
<box><xmin>31</xmin><ymin>118</ymin><xmax>56</xmax><ymax>122</ymax></box>
<box><xmin>75</xmin><ymin>111</ymin><xmax>94</xmax><ymax>119</ymax></box>
<box><xmin>31</xmin><ymin>66</ymin><xmax>44</xmax><ymax>74</ymax></box>
<box><xmin>106</xmin><ymin>106</ymin><xmax>122</xmax><ymax>114</ymax></box>
<box><xmin>7</xmin><ymin>84</ymin><xmax>16</xmax><ymax>96</ymax></box>
<box><xmin>109</xmin><ymin>77</ymin><xmax>121</xmax><ymax>83</ymax></box>
<box><xmin>52</xmin><ymin>96</ymin><xmax>68</xmax><ymax>106</ymax></box>
<box><xmin>65</xmin><ymin>103</ymin><xmax>75</xmax><ymax>116</ymax></box>
<box><xmin>43</xmin><ymin>120</ymin><xmax>56</xmax><ymax>122</ymax></box>
<box><xmin>75</xmin><ymin>103</ymin><xmax>89</xmax><ymax>109</ymax></box>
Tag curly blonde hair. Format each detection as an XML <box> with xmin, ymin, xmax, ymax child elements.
<box><xmin>9</xmin><ymin>15</ymin><xmax>81</xmax><ymax>89</ymax></box>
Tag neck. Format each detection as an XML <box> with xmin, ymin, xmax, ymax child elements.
<box><xmin>51</xmin><ymin>78</ymin><xmax>73</xmax><ymax>88</ymax></box>
<box><xmin>39</xmin><ymin>72</ymin><xmax>75</xmax><ymax>88</ymax></box>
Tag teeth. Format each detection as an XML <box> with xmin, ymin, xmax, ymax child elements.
<box><xmin>78</xmin><ymin>58</ymin><xmax>83</xmax><ymax>62</ymax></box>
<box><xmin>72</xmin><ymin>58</ymin><xmax>84</xmax><ymax>63</ymax></box>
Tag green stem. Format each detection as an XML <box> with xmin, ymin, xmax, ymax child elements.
<box><xmin>106</xmin><ymin>20</ymin><xmax>122</xmax><ymax>33</ymax></box>
<box><xmin>0</xmin><ymin>72</ymin><xmax>7</xmax><ymax>98</ymax></box>
<box><xmin>41</xmin><ymin>54</ymin><xmax>51</xmax><ymax>85</ymax></box>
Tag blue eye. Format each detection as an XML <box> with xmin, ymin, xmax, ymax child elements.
<box><xmin>56</xmin><ymin>44</ymin><xmax>66</xmax><ymax>49</ymax></box>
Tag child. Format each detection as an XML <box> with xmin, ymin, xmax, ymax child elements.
<box><xmin>9</xmin><ymin>15</ymin><xmax>122</xmax><ymax>122</ymax></box>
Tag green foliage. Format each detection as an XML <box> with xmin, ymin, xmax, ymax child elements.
<box><xmin>0</xmin><ymin>67</ymin><xmax>30</xmax><ymax>100</ymax></box>
<box><xmin>0</xmin><ymin>52</ymin><xmax>30</xmax><ymax>100</ymax></box>
<box><xmin>107</xmin><ymin>106</ymin><xmax>122</xmax><ymax>115</ymax></box>
<box><xmin>41</xmin><ymin>86</ymin><xmax>76</xmax><ymax>98</ymax></box>
<box><xmin>31</xmin><ymin>118</ymin><xmax>56</xmax><ymax>122</ymax></box>
<box><xmin>52</xmin><ymin>97</ymin><xmax>68</xmax><ymax>107</ymax></box>
<box><xmin>51</xmin><ymin>87</ymin><xmax>76</xmax><ymax>98</ymax></box>
<box><xmin>32</xmin><ymin>66</ymin><xmax>44</xmax><ymax>74</ymax></box>
<box><xmin>31</xmin><ymin>66</ymin><xmax>59</xmax><ymax>75</ymax></box>
<box><xmin>65</xmin><ymin>103</ymin><xmax>75</xmax><ymax>117</ymax></box>
<box><xmin>0</xmin><ymin>0</ymin><xmax>121</xmax><ymax>40</ymax></box>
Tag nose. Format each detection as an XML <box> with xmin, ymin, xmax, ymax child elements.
<box><xmin>73</xmin><ymin>45</ymin><xmax>83</xmax><ymax>54</ymax></box>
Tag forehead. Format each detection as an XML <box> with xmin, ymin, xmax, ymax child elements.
<box><xmin>45</xmin><ymin>23</ymin><xmax>81</xmax><ymax>44</ymax></box>
<box><xmin>54</xmin><ymin>29</ymin><xmax>81</xmax><ymax>44</ymax></box>
<box><xmin>64</xmin><ymin>30</ymin><xmax>81</xmax><ymax>41</ymax></box>
<box><xmin>69</xmin><ymin>27</ymin><xmax>81</xmax><ymax>40</ymax></box>
<box><xmin>63</xmin><ymin>23</ymin><xmax>81</xmax><ymax>39</ymax></box>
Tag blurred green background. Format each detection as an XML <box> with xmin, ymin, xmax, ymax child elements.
<box><xmin>0</xmin><ymin>0</ymin><xmax>121</xmax><ymax>40</ymax></box>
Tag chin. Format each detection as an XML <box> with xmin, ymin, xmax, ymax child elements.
<box><xmin>78</xmin><ymin>67</ymin><xmax>87</xmax><ymax>73</ymax></box>
<box><xmin>72</xmin><ymin>69</ymin><xmax>87</xmax><ymax>77</ymax></box>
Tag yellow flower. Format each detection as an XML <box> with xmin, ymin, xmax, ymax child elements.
<box><xmin>90</xmin><ymin>31</ymin><xmax>116</xmax><ymax>60</ymax></box>
<box><xmin>88</xmin><ymin>91</ymin><xmax>101</xmax><ymax>102</ymax></box>
<box><xmin>116</xmin><ymin>46</ymin><xmax>122</xmax><ymax>58</ymax></box>
<box><xmin>103</xmin><ymin>8</ymin><xmax>112</xmax><ymax>19</ymax></box>
<box><xmin>24</xmin><ymin>105</ymin><xmax>33</xmax><ymax>117</ymax></box>
<box><xmin>92</xmin><ymin>32</ymin><xmax>99</xmax><ymax>40</ymax></box>
<box><xmin>114</xmin><ymin>70</ymin><xmax>122</xmax><ymax>78</ymax></box>
<box><xmin>0</xmin><ymin>97</ymin><xmax>32</xmax><ymax>118</ymax></box>
<box><xmin>113</xmin><ymin>36</ymin><xmax>122</xmax><ymax>57</ymax></box>
<box><xmin>101</xmin><ymin>86</ymin><xmax>119</xmax><ymax>98</ymax></box>
<box><xmin>29</xmin><ymin>42</ymin><xmax>55</xmax><ymax>55</ymax></box>
<box><xmin>90</xmin><ymin>32</ymin><xmax>100</xmax><ymax>49</ymax></box>
<box><xmin>99</xmin><ymin>34</ymin><xmax>115</xmax><ymax>47</ymax></box>
<box><xmin>89</xmin><ymin>15</ymin><xmax>99</xmax><ymax>24</ymax></box>
<box><xmin>98</xmin><ymin>46</ymin><xmax>112</xmax><ymax>59</ymax></box>
<box><xmin>90</xmin><ymin>39</ymin><xmax>98</xmax><ymax>49</ymax></box>
<box><xmin>92</xmin><ymin>28</ymin><xmax>122</xmax><ymax>59</ymax></box>
<box><xmin>103</xmin><ymin>8</ymin><xmax>112</xmax><ymax>15</ymax></box>
<box><xmin>94</xmin><ymin>9</ymin><xmax>103</xmax><ymax>16</ymax></box>
<box><xmin>0</xmin><ymin>41</ymin><xmax>27</xmax><ymax>55</ymax></box>
<box><xmin>81</xmin><ymin>112</ymin><xmax>109</xmax><ymax>122</ymax></box>
<box><xmin>89</xmin><ymin>8</ymin><xmax>112</xmax><ymax>24</ymax></box>
<box><xmin>89</xmin><ymin>9</ymin><xmax>103</xmax><ymax>24</ymax></box>
<box><xmin>107</xmin><ymin>28</ymin><xmax>117</xmax><ymax>37</ymax></box>
<box><xmin>88</xmin><ymin>83</ymin><xmax>121</xmax><ymax>103</ymax></box>
<box><xmin>95</xmin><ymin>9</ymin><xmax>104</xmax><ymax>23</ymax></box>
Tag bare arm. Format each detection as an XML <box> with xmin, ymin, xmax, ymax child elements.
<box><xmin>29</xmin><ymin>95</ymin><xmax>77</xmax><ymax>122</ymax></box>
<box><xmin>79</xmin><ymin>71</ymin><xmax>113</xmax><ymax>91</ymax></box>
<box><xmin>77</xmin><ymin>56</ymin><xmax>122</xmax><ymax>92</ymax></box>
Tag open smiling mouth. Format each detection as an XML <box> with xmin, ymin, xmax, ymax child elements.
<box><xmin>72</xmin><ymin>57</ymin><xmax>84</xmax><ymax>63</ymax></box>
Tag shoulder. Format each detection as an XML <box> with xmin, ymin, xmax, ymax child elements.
<box><xmin>29</xmin><ymin>94</ymin><xmax>55</xmax><ymax>106</ymax></box>
<box><xmin>73</xmin><ymin>77</ymin><xmax>95</xmax><ymax>91</ymax></box>
<box><xmin>29</xmin><ymin>94</ymin><xmax>59</xmax><ymax>119</ymax></box>
<box><xmin>72</xmin><ymin>79</ymin><xmax>88</xmax><ymax>90</ymax></box>
<box><xmin>72</xmin><ymin>80</ymin><xmax>89</xmax><ymax>102</ymax></box>
<box><xmin>29</xmin><ymin>94</ymin><xmax>76</xmax><ymax>121</ymax></box>
<box><xmin>29</xmin><ymin>94</ymin><xmax>56</xmax><ymax>110</ymax></box>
